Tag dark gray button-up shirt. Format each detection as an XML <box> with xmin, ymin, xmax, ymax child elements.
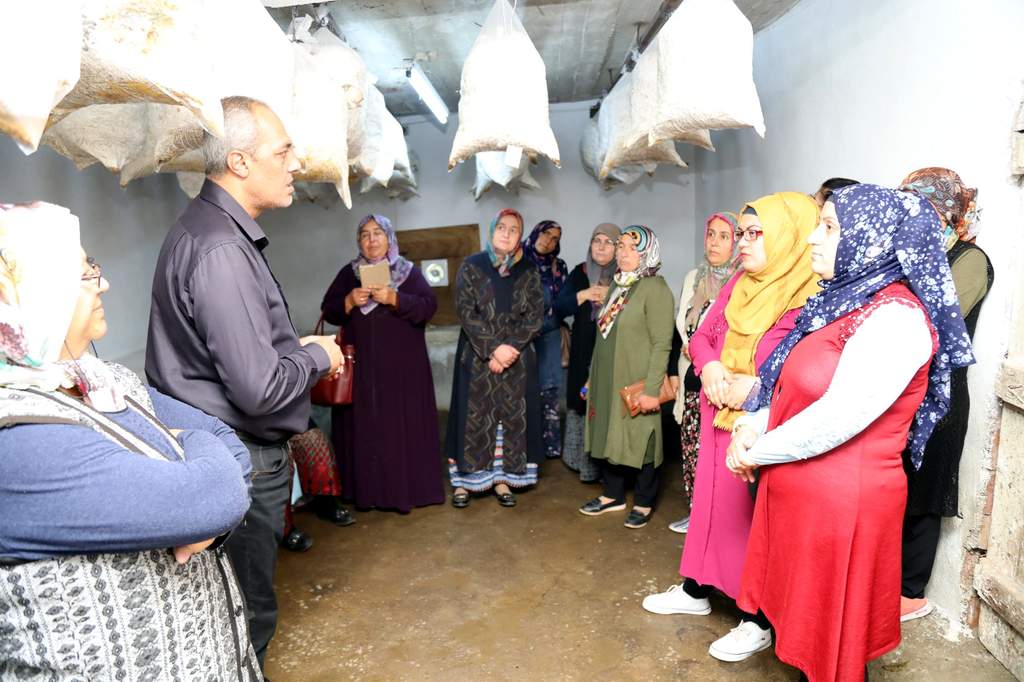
<box><xmin>146</xmin><ymin>180</ymin><xmax>329</xmax><ymax>443</ymax></box>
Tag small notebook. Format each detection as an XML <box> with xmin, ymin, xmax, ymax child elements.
<box><xmin>358</xmin><ymin>261</ymin><xmax>391</xmax><ymax>288</ymax></box>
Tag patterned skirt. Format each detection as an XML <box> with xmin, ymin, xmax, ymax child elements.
<box><xmin>562</xmin><ymin>410</ymin><xmax>600</xmax><ymax>482</ymax></box>
<box><xmin>679</xmin><ymin>390</ymin><xmax>701</xmax><ymax>501</ymax></box>
<box><xmin>449</xmin><ymin>422</ymin><xmax>539</xmax><ymax>491</ymax></box>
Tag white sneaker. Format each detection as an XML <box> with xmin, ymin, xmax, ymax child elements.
<box><xmin>641</xmin><ymin>584</ymin><xmax>711</xmax><ymax>616</ymax></box>
<box><xmin>708</xmin><ymin>620</ymin><xmax>773</xmax><ymax>662</ymax></box>
<box><xmin>668</xmin><ymin>516</ymin><xmax>690</xmax><ymax>534</ymax></box>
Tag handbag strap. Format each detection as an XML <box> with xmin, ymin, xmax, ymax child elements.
<box><xmin>314</xmin><ymin>312</ymin><xmax>344</xmax><ymax>345</ymax></box>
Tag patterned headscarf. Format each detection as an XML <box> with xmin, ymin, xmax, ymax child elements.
<box><xmin>714</xmin><ymin>193</ymin><xmax>821</xmax><ymax>430</ymax></box>
<box><xmin>758</xmin><ymin>184</ymin><xmax>975</xmax><ymax>469</ymax></box>
<box><xmin>0</xmin><ymin>202</ymin><xmax>82</xmax><ymax>391</ymax></box>
<box><xmin>350</xmin><ymin>214</ymin><xmax>413</xmax><ymax>314</ymax></box>
<box><xmin>485</xmin><ymin>208</ymin><xmax>524</xmax><ymax>277</ymax></box>
<box><xmin>686</xmin><ymin>211</ymin><xmax>740</xmax><ymax>331</ymax></box>
<box><xmin>523</xmin><ymin>220</ymin><xmax>567</xmax><ymax>306</ymax></box>
<box><xmin>900</xmin><ymin>167</ymin><xmax>980</xmax><ymax>246</ymax></box>
<box><xmin>597</xmin><ymin>224</ymin><xmax>661</xmax><ymax>338</ymax></box>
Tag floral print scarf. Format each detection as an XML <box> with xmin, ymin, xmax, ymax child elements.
<box><xmin>757</xmin><ymin>184</ymin><xmax>976</xmax><ymax>469</ymax></box>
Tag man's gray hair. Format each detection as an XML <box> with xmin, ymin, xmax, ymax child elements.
<box><xmin>201</xmin><ymin>96</ymin><xmax>268</xmax><ymax>177</ymax></box>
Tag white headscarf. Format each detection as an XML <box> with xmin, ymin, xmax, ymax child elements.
<box><xmin>0</xmin><ymin>202</ymin><xmax>83</xmax><ymax>391</ymax></box>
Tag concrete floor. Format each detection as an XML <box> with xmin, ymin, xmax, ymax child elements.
<box><xmin>265</xmin><ymin>455</ymin><xmax>1013</xmax><ymax>681</ymax></box>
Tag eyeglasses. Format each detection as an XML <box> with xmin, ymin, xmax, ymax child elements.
<box><xmin>734</xmin><ymin>227</ymin><xmax>764</xmax><ymax>242</ymax></box>
<box><xmin>82</xmin><ymin>257</ymin><xmax>102</xmax><ymax>287</ymax></box>
<box><xmin>591</xmin><ymin>237</ymin><xmax>616</xmax><ymax>247</ymax></box>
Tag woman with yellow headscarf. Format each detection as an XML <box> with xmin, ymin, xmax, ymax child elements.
<box><xmin>642</xmin><ymin>192</ymin><xmax>819</xmax><ymax>664</ymax></box>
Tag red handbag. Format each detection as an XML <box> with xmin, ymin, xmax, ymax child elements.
<box><xmin>310</xmin><ymin>314</ymin><xmax>355</xmax><ymax>406</ymax></box>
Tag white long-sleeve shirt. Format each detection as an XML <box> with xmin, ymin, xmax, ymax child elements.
<box><xmin>737</xmin><ymin>301</ymin><xmax>932</xmax><ymax>465</ymax></box>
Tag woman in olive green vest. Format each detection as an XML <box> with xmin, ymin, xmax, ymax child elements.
<box><xmin>580</xmin><ymin>225</ymin><xmax>674</xmax><ymax>529</ymax></box>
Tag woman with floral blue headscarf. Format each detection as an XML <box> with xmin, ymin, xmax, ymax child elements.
<box><xmin>322</xmin><ymin>214</ymin><xmax>444</xmax><ymax>512</ymax></box>
<box><xmin>579</xmin><ymin>225</ymin><xmax>674</xmax><ymax>529</ymax></box>
<box><xmin>727</xmin><ymin>184</ymin><xmax>974</xmax><ymax>682</ymax></box>
<box><xmin>523</xmin><ymin>219</ymin><xmax>568</xmax><ymax>460</ymax></box>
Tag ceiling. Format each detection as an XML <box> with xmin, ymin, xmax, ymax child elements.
<box><xmin>267</xmin><ymin>0</ymin><xmax>802</xmax><ymax>117</ymax></box>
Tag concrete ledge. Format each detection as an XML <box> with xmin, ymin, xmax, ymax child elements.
<box><xmin>996</xmin><ymin>355</ymin><xmax>1024</xmax><ymax>412</ymax></box>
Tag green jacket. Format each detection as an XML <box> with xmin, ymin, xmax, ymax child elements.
<box><xmin>585</xmin><ymin>276</ymin><xmax>674</xmax><ymax>469</ymax></box>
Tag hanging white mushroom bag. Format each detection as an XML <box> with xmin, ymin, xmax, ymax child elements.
<box><xmin>0</xmin><ymin>1</ymin><xmax>81</xmax><ymax>154</ymax></box>
<box><xmin>448</xmin><ymin>0</ymin><xmax>560</xmax><ymax>170</ymax></box>
<box><xmin>639</xmin><ymin>0</ymin><xmax>765</xmax><ymax>146</ymax></box>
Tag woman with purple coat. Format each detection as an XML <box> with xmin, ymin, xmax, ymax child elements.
<box><xmin>321</xmin><ymin>214</ymin><xmax>445</xmax><ymax>512</ymax></box>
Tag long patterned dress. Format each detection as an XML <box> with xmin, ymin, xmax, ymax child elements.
<box><xmin>445</xmin><ymin>252</ymin><xmax>544</xmax><ymax>490</ymax></box>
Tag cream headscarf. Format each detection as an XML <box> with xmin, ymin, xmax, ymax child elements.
<box><xmin>714</xmin><ymin>192</ymin><xmax>820</xmax><ymax>430</ymax></box>
<box><xmin>0</xmin><ymin>202</ymin><xmax>82</xmax><ymax>391</ymax></box>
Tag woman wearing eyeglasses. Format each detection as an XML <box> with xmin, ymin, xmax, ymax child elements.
<box><xmin>0</xmin><ymin>203</ymin><xmax>258</xmax><ymax>680</ymax></box>
<box><xmin>728</xmin><ymin>184</ymin><xmax>972</xmax><ymax>681</ymax></box>
<box><xmin>445</xmin><ymin>208</ymin><xmax>545</xmax><ymax>508</ymax></box>
<box><xmin>554</xmin><ymin>222</ymin><xmax>621</xmax><ymax>482</ymax></box>
<box><xmin>642</xmin><ymin>193</ymin><xmax>820</xmax><ymax>664</ymax></box>
<box><xmin>578</xmin><ymin>225</ymin><xmax>674</xmax><ymax>529</ymax></box>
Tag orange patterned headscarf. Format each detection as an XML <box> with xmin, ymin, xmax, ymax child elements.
<box><xmin>900</xmin><ymin>167</ymin><xmax>979</xmax><ymax>245</ymax></box>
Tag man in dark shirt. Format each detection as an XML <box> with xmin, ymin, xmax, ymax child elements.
<box><xmin>146</xmin><ymin>95</ymin><xmax>342</xmax><ymax>672</ymax></box>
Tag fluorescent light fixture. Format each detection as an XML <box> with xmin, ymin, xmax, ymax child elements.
<box><xmin>406</xmin><ymin>62</ymin><xmax>449</xmax><ymax>125</ymax></box>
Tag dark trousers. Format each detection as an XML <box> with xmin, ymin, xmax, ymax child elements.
<box><xmin>226</xmin><ymin>437</ymin><xmax>292</xmax><ymax>670</ymax></box>
<box><xmin>602</xmin><ymin>460</ymin><xmax>660</xmax><ymax>508</ymax></box>
<box><xmin>682</xmin><ymin>579</ymin><xmax>771</xmax><ymax>630</ymax></box>
<box><xmin>901</xmin><ymin>513</ymin><xmax>942</xmax><ymax>599</ymax></box>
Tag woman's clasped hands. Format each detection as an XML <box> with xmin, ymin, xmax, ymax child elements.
<box><xmin>489</xmin><ymin>344</ymin><xmax>520</xmax><ymax>374</ymax></box>
<box><xmin>701</xmin><ymin>361</ymin><xmax>757</xmax><ymax>410</ymax></box>
<box><xmin>726</xmin><ymin>425</ymin><xmax>760</xmax><ymax>483</ymax></box>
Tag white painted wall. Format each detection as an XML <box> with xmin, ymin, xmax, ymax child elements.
<box><xmin>693</xmin><ymin>0</ymin><xmax>1024</xmax><ymax>632</ymax></box>
<box><xmin>259</xmin><ymin>101</ymin><xmax>701</xmax><ymax>334</ymax></box>
<box><xmin>0</xmin><ymin>137</ymin><xmax>187</xmax><ymax>365</ymax></box>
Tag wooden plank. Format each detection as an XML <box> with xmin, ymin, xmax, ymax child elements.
<box><xmin>395</xmin><ymin>224</ymin><xmax>480</xmax><ymax>261</ymax></box>
<box><xmin>978</xmin><ymin>604</ymin><xmax>1024</xmax><ymax>680</ymax></box>
<box><xmin>996</xmin><ymin>355</ymin><xmax>1024</xmax><ymax>412</ymax></box>
<box><xmin>975</xmin><ymin>562</ymin><xmax>1024</xmax><ymax>635</ymax></box>
<box><xmin>393</xmin><ymin>224</ymin><xmax>480</xmax><ymax>327</ymax></box>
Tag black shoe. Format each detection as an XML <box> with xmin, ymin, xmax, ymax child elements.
<box><xmin>496</xmin><ymin>490</ymin><xmax>517</xmax><ymax>507</ymax></box>
<box><xmin>579</xmin><ymin>497</ymin><xmax>627</xmax><ymax>516</ymax></box>
<box><xmin>452</xmin><ymin>491</ymin><xmax>470</xmax><ymax>508</ymax></box>
<box><xmin>282</xmin><ymin>528</ymin><xmax>314</xmax><ymax>552</ymax></box>
<box><xmin>624</xmin><ymin>508</ymin><xmax>652</xmax><ymax>529</ymax></box>
<box><xmin>313</xmin><ymin>503</ymin><xmax>354</xmax><ymax>524</ymax></box>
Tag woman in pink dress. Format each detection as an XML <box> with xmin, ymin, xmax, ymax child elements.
<box><xmin>642</xmin><ymin>192</ymin><xmax>820</xmax><ymax>663</ymax></box>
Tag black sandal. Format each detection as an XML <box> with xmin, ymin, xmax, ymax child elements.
<box><xmin>496</xmin><ymin>491</ymin><xmax>517</xmax><ymax>507</ymax></box>
<box><xmin>452</xmin><ymin>491</ymin><xmax>470</xmax><ymax>508</ymax></box>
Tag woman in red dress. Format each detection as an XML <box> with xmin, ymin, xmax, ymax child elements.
<box><xmin>727</xmin><ymin>184</ymin><xmax>976</xmax><ymax>681</ymax></box>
